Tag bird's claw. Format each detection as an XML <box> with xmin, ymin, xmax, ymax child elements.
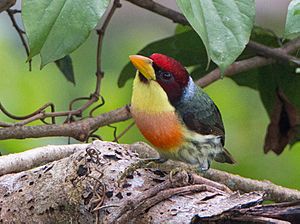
<box><xmin>169</xmin><ymin>167</ymin><xmax>192</xmax><ymax>185</ymax></box>
<box><xmin>117</xmin><ymin>157</ymin><xmax>167</xmax><ymax>186</ymax></box>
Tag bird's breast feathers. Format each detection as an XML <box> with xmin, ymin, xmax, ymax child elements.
<box><xmin>131</xmin><ymin>74</ymin><xmax>184</xmax><ymax>150</ymax></box>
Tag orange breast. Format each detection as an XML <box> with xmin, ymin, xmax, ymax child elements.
<box><xmin>132</xmin><ymin>109</ymin><xmax>184</xmax><ymax>150</ymax></box>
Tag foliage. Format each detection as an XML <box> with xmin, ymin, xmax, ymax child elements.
<box><xmin>1</xmin><ymin>0</ymin><xmax>300</xmax><ymax>188</ymax></box>
<box><xmin>22</xmin><ymin>0</ymin><xmax>109</xmax><ymax>68</ymax></box>
<box><xmin>176</xmin><ymin>0</ymin><xmax>255</xmax><ymax>73</ymax></box>
<box><xmin>54</xmin><ymin>55</ymin><xmax>75</xmax><ymax>84</ymax></box>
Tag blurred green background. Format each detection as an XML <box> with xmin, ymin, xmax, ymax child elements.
<box><xmin>0</xmin><ymin>0</ymin><xmax>299</xmax><ymax>190</ymax></box>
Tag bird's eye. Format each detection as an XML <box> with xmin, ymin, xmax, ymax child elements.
<box><xmin>162</xmin><ymin>72</ymin><xmax>172</xmax><ymax>80</ymax></box>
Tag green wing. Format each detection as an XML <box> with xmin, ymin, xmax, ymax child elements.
<box><xmin>175</xmin><ymin>85</ymin><xmax>225</xmax><ymax>145</ymax></box>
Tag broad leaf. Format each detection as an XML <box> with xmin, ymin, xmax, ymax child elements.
<box><xmin>285</xmin><ymin>0</ymin><xmax>300</xmax><ymax>39</ymax></box>
<box><xmin>227</xmin><ymin>28</ymin><xmax>300</xmax><ymax>153</ymax></box>
<box><xmin>22</xmin><ymin>0</ymin><xmax>110</xmax><ymax>67</ymax></box>
<box><xmin>231</xmin><ymin>27</ymin><xmax>282</xmax><ymax>89</ymax></box>
<box><xmin>176</xmin><ymin>0</ymin><xmax>255</xmax><ymax>73</ymax></box>
<box><xmin>259</xmin><ymin>65</ymin><xmax>300</xmax><ymax>154</ymax></box>
<box><xmin>118</xmin><ymin>30</ymin><xmax>208</xmax><ymax>87</ymax></box>
<box><xmin>55</xmin><ymin>55</ymin><xmax>75</xmax><ymax>84</ymax></box>
<box><xmin>232</xmin><ymin>63</ymin><xmax>300</xmax><ymax>154</ymax></box>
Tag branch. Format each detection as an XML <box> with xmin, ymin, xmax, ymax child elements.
<box><xmin>2</xmin><ymin>141</ymin><xmax>263</xmax><ymax>223</ymax></box>
<box><xmin>0</xmin><ymin>144</ymin><xmax>88</xmax><ymax>176</ymax></box>
<box><xmin>8</xmin><ymin>141</ymin><xmax>296</xmax><ymax>224</ymax></box>
<box><xmin>1</xmin><ymin>141</ymin><xmax>299</xmax><ymax>207</ymax></box>
<box><xmin>129</xmin><ymin>142</ymin><xmax>300</xmax><ymax>203</ymax></box>
<box><xmin>197</xmin><ymin>38</ymin><xmax>300</xmax><ymax>87</ymax></box>
<box><xmin>203</xmin><ymin>169</ymin><xmax>300</xmax><ymax>202</ymax></box>
<box><xmin>196</xmin><ymin>56</ymin><xmax>273</xmax><ymax>87</ymax></box>
<box><xmin>126</xmin><ymin>0</ymin><xmax>300</xmax><ymax>88</ymax></box>
<box><xmin>0</xmin><ymin>1</ymin><xmax>123</xmax><ymax>140</ymax></box>
<box><xmin>0</xmin><ymin>141</ymin><xmax>300</xmax><ymax>223</ymax></box>
<box><xmin>247</xmin><ymin>41</ymin><xmax>300</xmax><ymax>65</ymax></box>
<box><xmin>0</xmin><ymin>106</ymin><xmax>131</xmax><ymax>141</ymax></box>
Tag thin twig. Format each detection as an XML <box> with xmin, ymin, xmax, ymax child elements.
<box><xmin>107</xmin><ymin>124</ymin><xmax>118</xmax><ymax>143</ymax></box>
<box><xmin>8</xmin><ymin>9</ymin><xmax>21</xmax><ymax>14</ymax></box>
<box><xmin>89</xmin><ymin>96</ymin><xmax>105</xmax><ymax>117</ymax></box>
<box><xmin>66</xmin><ymin>0</ymin><xmax>121</xmax><ymax>123</ymax></box>
<box><xmin>68</xmin><ymin>96</ymin><xmax>91</xmax><ymax>113</ymax></box>
<box><xmin>0</xmin><ymin>1</ymin><xmax>122</xmax><ymax>130</ymax></box>
<box><xmin>113</xmin><ymin>122</ymin><xmax>135</xmax><ymax>142</ymax></box>
<box><xmin>247</xmin><ymin>41</ymin><xmax>300</xmax><ymax>65</ymax></box>
<box><xmin>0</xmin><ymin>103</ymin><xmax>56</xmax><ymax>127</ymax></box>
<box><xmin>0</xmin><ymin>102</ymin><xmax>55</xmax><ymax>121</ymax></box>
<box><xmin>197</xmin><ymin>37</ymin><xmax>300</xmax><ymax>87</ymax></box>
<box><xmin>6</xmin><ymin>9</ymin><xmax>32</xmax><ymax>71</ymax></box>
<box><xmin>0</xmin><ymin>106</ymin><xmax>131</xmax><ymax>141</ymax></box>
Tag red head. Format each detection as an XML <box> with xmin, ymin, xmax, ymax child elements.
<box><xmin>149</xmin><ymin>53</ymin><xmax>189</xmax><ymax>104</ymax></box>
<box><xmin>129</xmin><ymin>53</ymin><xmax>190</xmax><ymax>104</ymax></box>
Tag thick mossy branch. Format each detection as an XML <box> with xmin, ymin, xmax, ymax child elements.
<box><xmin>1</xmin><ymin>141</ymin><xmax>299</xmax><ymax>223</ymax></box>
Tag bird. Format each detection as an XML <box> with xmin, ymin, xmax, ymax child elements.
<box><xmin>129</xmin><ymin>53</ymin><xmax>235</xmax><ymax>171</ymax></box>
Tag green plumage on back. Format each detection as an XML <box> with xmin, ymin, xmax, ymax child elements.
<box><xmin>173</xmin><ymin>78</ymin><xmax>235</xmax><ymax>165</ymax></box>
<box><xmin>174</xmin><ymin>79</ymin><xmax>225</xmax><ymax>141</ymax></box>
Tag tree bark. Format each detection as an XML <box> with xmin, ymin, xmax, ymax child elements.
<box><xmin>0</xmin><ymin>141</ymin><xmax>299</xmax><ymax>223</ymax></box>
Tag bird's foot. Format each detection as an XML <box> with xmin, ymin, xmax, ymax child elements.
<box><xmin>196</xmin><ymin>159</ymin><xmax>211</xmax><ymax>173</ymax></box>
<box><xmin>117</xmin><ymin>157</ymin><xmax>168</xmax><ymax>185</ymax></box>
<box><xmin>169</xmin><ymin>166</ymin><xmax>194</xmax><ymax>184</ymax></box>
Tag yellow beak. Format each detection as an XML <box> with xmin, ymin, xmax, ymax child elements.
<box><xmin>129</xmin><ymin>55</ymin><xmax>156</xmax><ymax>80</ymax></box>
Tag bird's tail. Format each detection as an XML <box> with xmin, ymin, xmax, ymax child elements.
<box><xmin>214</xmin><ymin>147</ymin><xmax>236</xmax><ymax>164</ymax></box>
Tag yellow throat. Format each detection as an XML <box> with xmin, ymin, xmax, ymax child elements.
<box><xmin>131</xmin><ymin>71</ymin><xmax>174</xmax><ymax>113</ymax></box>
<box><xmin>131</xmin><ymin>71</ymin><xmax>184</xmax><ymax>150</ymax></box>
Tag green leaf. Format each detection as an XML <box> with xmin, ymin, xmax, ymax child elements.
<box><xmin>174</xmin><ymin>24</ymin><xmax>192</xmax><ymax>34</ymax></box>
<box><xmin>294</xmin><ymin>9</ymin><xmax>300</xmax><ymax>15</ymax></box>
<box><xmin>231</xmin><ymin>63</ymin><xmax>300</xmax><ymax>153</ymax></box>
<box><xmin>55</xmin><ymin>55</ymin><xmax>75</xmax><ymax>84</ymax></box>
<box><xmin>229</xmin><ymin>27</ymin><xmax>300</xmax><ymax>152</ymax></box>
<box><xmin>118</xmin><ymin>30</ymin><xmax>208</xmax><ymax>87</ymax></box>
<box><xmin>22</xmin><ymin>0</ymin><xmax>110</xmax><ymax>67</ymax></box>
<box><xmin>231</xmin><ymin>27</ymin><xmax>282</xmax><ymax>90</ymax></box>
<box><xmin>284</xmin><ymin>0</ymin><xmax>300</xmax><ymax>39</ymax></box>
<box><xmin>176</xmin><ymin>0</ymin><xmax>255</xmax><ymax>73</ymax></box>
